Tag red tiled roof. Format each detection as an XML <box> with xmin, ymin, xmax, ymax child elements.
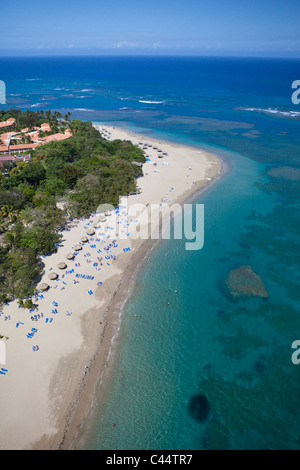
<box><xmin>0</xmin><ymin>118</ymin><xmax>16</xmax><ymax>129</ymax></box>
<box><xmin>0</xmin><ymin>154</ymin><xmax>31</xmax><ymax>166</ymax></box>
<box><xmin>0</xmin><ymin>132</ymin><xmax>14</xmax><ymax>141</ymax></box>
<box><xmin>0</xmin><ymin>143</ymin><xmax>39</xmax><ymax>152</ymax></box>
<box><xmin>40</xmin><ymin>131</ymin><xmax>72</xmax><ymax>143</ymax></box>
<box><xmin>0</xmin><ymin>125</ymin><xmax>72</xmax><ymax>151</ymax></box>
<box><xmin>40</xmin><ymin>123</ymin><xmax>51</xmax><ymax>130</ymax></box>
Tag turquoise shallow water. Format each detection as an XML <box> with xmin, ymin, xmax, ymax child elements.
<box><xmin>74</xmin><ymin>140</ymin><xmax>300</xmax><ymax>450</ymax></box>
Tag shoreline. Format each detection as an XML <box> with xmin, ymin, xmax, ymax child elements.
<box><xmin>57</xmin><ymin>125</ymin><xmax>227</xmax><ymax>451</ymax></box>
<box><xmin>0</xmin><ymin>123</ymin><xmax>224</xmax><ymax>450</ymax></box>
<box><xmin>69</xmin><ymin>168</ymin><xmax>229</xmax><ymax>451</ymax></box>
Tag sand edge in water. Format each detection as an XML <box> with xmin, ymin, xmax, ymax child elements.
<box><xmin>0</xmin><ymin>124</ymin><xmax>222</xmax><ymax>450</ymax></box>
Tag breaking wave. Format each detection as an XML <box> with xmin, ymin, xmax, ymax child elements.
<box><xmin>241</xmin><ymin>107</ymin><xmax>300</xmax><ymax>119</ymax></box>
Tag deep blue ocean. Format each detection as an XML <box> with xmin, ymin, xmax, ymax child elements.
<box><xmin>1</xmin><ymin>56</ymin><xmax>300</xmax><ymax>450</ymax></box>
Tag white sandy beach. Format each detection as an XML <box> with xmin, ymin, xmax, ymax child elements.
<box><xmin>0</xmin><ymin>124</ymin><xmax>221</xmax><ymax>450</ymax></box>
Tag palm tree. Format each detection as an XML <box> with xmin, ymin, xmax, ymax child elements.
<box><xmin>4</xmin><ymin>230</ymin><xmax>17</xmax><ymax>253</ymax></box>
<box><xmin>53</xmin><ymin>111</ymin><xmax>62</xmax><ymax>122</ymax></box>
<box><xmin>0</xmin><ymin>205</ymin><xmax>14</xmax><ymax>219</ymax></box>
<box><xmin>3</xmin><ymin>223</ymin><xmax>22</xmax><ymax>254</ymax></box>
<box><xmin>45</xmin><ymin>110</ymin><xmax>52</xmax><ymax>123</ymax></box>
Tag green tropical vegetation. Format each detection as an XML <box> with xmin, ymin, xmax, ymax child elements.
<box><xmin>0</xmin><ymin>110</ymin><xmax>145</xmax><ymax>303</ymax></box>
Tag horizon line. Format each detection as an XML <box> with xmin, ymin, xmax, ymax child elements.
<box><xmin>0</xmin><ymin>53</ymin><xmax>299</xmax><ymax>60</ymax></box>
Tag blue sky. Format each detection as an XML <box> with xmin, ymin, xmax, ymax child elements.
<box><xmin>0</xmin><ymin>0</ymin><xmax>300</xmax><ymax>57</ymax></box>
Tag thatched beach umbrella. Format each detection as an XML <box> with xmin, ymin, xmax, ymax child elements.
<box><xmin>38</xmin><ymin>283</ymin><xmax>49</xmax><ymax>291</ymax></box>
<box><xmin>81</xmin><ymin>236</ymin><xmax>88</xmax><ymax>243</ymax></box>
<box><xmin>86</xmin><ymin>228</ymin><xmax>95</xmax><ymax>235</ymax></box>
<box><xmin>74</xmin><ymin>244</ymin><xmax>82</xmax><ymax>251</ymax></box>
<box><xmin>48</xmin><ymin>273</ymin><xmax>58</xmax><ymax>280</ymax></box>
<box><xmin>57</xmin><ymin>262</ymin><xmax>67</xmax><ymax>270</ymax></box>
<box><xmin>66</xmin><ymin>253</ymin><xmax>75</xmax><ymax>260</ymax></box>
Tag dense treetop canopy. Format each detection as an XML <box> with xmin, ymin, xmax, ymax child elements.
<box><xmin>0</xmin><ymin>110</ymin><xmax>145</xmax><ymax>302</ymax></box>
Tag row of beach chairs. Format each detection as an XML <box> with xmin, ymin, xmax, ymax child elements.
<box><xmin>75</xmin><ymin>274</ymin><xmax>95</xmax><ymax>280</ymax></box>
<box><xmin>27</xmin><ymin>327</ymin><xmax>38</xmax><ymax>339</ymax></box>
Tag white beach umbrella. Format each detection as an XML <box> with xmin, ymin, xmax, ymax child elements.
<box><xmin>57</xmin><ymin>262</ymin><xmax>67</xmax><ymax>270</ymax></box>
<box><xmin>48</xmin><ymin>273</ymin><xmax>58</xmax><ymax>280</ymax></box>
<box><xmin>38</xmin><ymin>283</ymin><xmax>49</xmax><ymax>291</ymax></box>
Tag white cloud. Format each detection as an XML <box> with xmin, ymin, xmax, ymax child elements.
<box><xmin>114</xmin><ymin>40</ymin><xmax>138</xmax><ymax>49</ymax></box>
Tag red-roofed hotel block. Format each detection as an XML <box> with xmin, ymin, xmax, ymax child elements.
<box><xmin>0</xmin><ymin>118</ymin><xmax>16</xmax><ymax>129</ymax></box>
<box><xmin>0</xmin><ymin>154</ymin><xmax>31</xmax><ymax>166</ymax></box>
<box><xmin>0</xmin><ymin>143</ymin><xmax>39</xmax><ymax>155</ymax></box>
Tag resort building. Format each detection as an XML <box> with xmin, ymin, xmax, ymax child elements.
<box><xmin>0</xmin><ymin>143</ymin><xmax>39</xmax><ymax>155</ymax></box>
<box><xmin>0</xmin><ymin>118</ymin><xmax>73</xmax><ymax>154</ymax></box>
<box><xmin>0</xmin><ymin>153</ymin><xmax>31</xmax><ymax>166</ymax></box>
<box><xmin>0</xmin><ymin>118</ymin><xmax>16</xmax><ymax>129</ymax></box>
